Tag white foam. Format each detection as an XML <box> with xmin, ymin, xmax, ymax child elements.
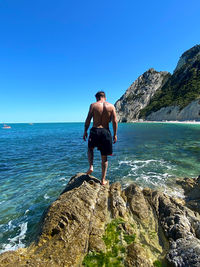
<box><xmin>0</xmin><ymin>222</ymin><xmax>28</xmax><ymax>254</ymax></box>
<box><xmin>118</xmin><ymin>159</ymin><xmax>174</xmax><ymax>179</ymax></box>
<box><xmin>162</xmin><ymin>185</ymin><xmax>185</xmax><ymax>199</ymax></box>
<box><xmin>119</xmin><ymin>159</ymin><xmax>170</xmax><ymax>169</ymax></box>
<box><xmin>163</xmin><ymin>173</ymin><xmax>169</xmax><ymax>178</ymax></box>
<box><xmin>8</xmin><ymin>220</ymin><xmax>13</xmax><ymax>229</ymax></box>
<box><xmin>59</xmin><ymin>177</ymin><xmax>67</xmax><ymax>181</ymax></box>
<box><xmin>25</xmin><ymin>209</ymin><xmax>29</xmax><ymax>215</ymax></box>
<box><xmin>119</xmin><ymin>160</ymin><xmax>133</xmax><ymax>165</ymax></box>
<box><xmin>44</xmin><ymin>193</ymin><xmax>50</xmax><ymax>200</ymax></box>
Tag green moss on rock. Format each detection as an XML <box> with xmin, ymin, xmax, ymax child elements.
<box><xmin>123</xmin><ymin>234</ymin><xmax>136</xmax><ymax>244</ymax></box>
<box><xmin>83</xmin><ymin>218</ymin><xmax>136</xmax><ymax>267</ymax></box>
<box><xmin>153</xmin><ymin>260</ymin><xmax>162</xmax><ymax>267</ymax></box>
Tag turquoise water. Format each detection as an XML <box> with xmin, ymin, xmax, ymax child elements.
<box><xmin>0</xmin><ymin>122</ymin><xmax>200</xmax><ymax>253</ymax></box>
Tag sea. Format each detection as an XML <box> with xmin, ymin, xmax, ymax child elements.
<box><xmin>0</xmin><ymin>122</ymin><xmax>200</xmax><ymax>253</ymax></box>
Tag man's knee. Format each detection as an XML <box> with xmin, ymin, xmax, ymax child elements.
<box><xmin>101</xmin><ymin>155</ymin><xmax>108</xmax><ymax>163</ymax></box>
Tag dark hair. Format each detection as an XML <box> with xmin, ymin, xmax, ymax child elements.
<box><xmin>95</xmin><ymin>91</ymin><xmax>106</xmax><ymax>99</ymax></box>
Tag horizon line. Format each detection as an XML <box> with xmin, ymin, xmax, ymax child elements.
<box><xmin>1</xmin><ymin>121</ymin><xmax>85</xmax><ymax>124</ymax></box>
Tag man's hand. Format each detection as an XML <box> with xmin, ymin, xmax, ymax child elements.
<box><xmin>113</xmin><ymin>135</ymin><xmax>117</xmax><ymax>144</ymax></box>
<box><xmin>83</xmin><ymin>131</ymin><xmax>88</xmax><ymax>141</ymax></box>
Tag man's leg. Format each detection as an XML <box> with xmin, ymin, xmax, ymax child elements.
<box><xmin>101</xmin><ymin>155</ymin><xmax>108</xmax><ymax>185</ymax></box>
<box><xmin>86</xmin><ymin>147</ymin><xmax>94</xmax><ymax>175</ymax></box>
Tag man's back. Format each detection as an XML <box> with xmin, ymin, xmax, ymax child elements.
<box><xmin>91</xmin><ymin>101</ymin><xmax>114</xmax><ymax>129</ymax></box>
<box><xmin>83</xmin><ymin>91</ymin><xmax>118</xmax><ymax>184</ymax></box>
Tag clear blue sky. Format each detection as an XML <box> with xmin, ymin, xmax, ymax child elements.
<box><xmin>1</xmin><ymin>0</ymin><xmax>200</xmax><ymax>123</ymax></box>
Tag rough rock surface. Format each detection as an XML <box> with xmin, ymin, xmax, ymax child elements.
<box><xmin>176</xmin><ymin>175</ymin><xmax>200</xmax><ymax>216</ymax></box>
<box><xmin>0</xmin><ymin>173</ymin><xmax>200</xmax><ymax>267</ymax></box>
<box><xmin>114</xmin><ymin>68</ymin><xmax>170</xmax><ymax>122</ymax></box>
<box><xmin>115</xmin><ymin>45</ymin><xmax>200</xmax><ymax>122</ymax></box>
<box><xmin>146</xmin><ymin>99</ymin><xmax>200</xmax><ymax>121</ymax></box>
<box><xmin>174</xmin><ymin>44</ymin><xmax>200</xmax><ymax>72</ymax></box>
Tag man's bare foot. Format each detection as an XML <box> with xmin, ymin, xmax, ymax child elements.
<box><xmin>101</xmin><ymin>180</ymin><xmax>108</xmax><ymax>185</ymax></box>
<box><xmin>86</xmin><ymin>166</ymin><xmax>93</xmax><ymax>175</ymax></box>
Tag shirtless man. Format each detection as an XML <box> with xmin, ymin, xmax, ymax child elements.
<box><xmin>83</xmin><ymin>91</ymin><xmax>118</xmax><ymax>185</ymax></box>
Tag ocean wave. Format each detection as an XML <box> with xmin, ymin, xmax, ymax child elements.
<box><xmin>44</xmin><ymin>193</ymin><xmax>50</xmax><ymax>200</ymax></box>
<box><xmin>25</xmin><ymin>209</ymin><xmax>29</xmax><ymax>215</ymax></box>
<box><xmin>0</xmin><ymin>222</ymin><xmax>28</xmax><ymax>254</ymax></box>
<box><xmin>118</xmin><ymin>158</ymin><xmax>175</xmax><ymax>189</ymax></box>
<box><xmin>59</xmin><ymin>177</ymin><xmax>67</xmax><ymax>181</ymax></box>
<box><xmin>163</xmin><ymin>186</ymin><xmax>185</xmax><ymax>199</ymax></box>
<box><xmin>119</xmin><ymin>159</ymin><xmax>172</xmax><ymax>168</ymax></box>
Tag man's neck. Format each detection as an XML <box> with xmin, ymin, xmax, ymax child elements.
<box><xmin>97</xmin><ymin>98</ymin><xmax>106</xmax><ymax>103</ymax></box>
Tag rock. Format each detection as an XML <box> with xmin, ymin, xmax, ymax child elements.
<box><xmin>125</xmin><ymin>243</ymin><xmax>152</xmax><ymax>267</ymax></box>
<box><xmin>0</xmin><ymin>173</ymin><xmax>109</xmax><ymax>267</ymax></box>
<box><xmin>146</xmin><ymin>99</ymin><xmax>200</xmax><ymax>121</ymax></box>
<box><xmin>176</xmin><ymin>177</ymin><xmax>197</xmax><ymax>194</ymax></box>
<box><xmin>149</xmin><ymin>180</ymin><xmax>200</xmax><ymax>266</ymax></box>
<box><xmin>109</xmin><ymin>182</ymin><xmax>128</xmax><ymax>218</ymax></box>
<box><xmin>115</xmin><ymin>68</ymin><xmax>170</xmax><ymax>122</ymax></box>
<box><xmin>0</xmin><ymin>173</ymin><xmax>200</xmax><ymax>267</ymax></box>
<box><xmin>125</xmin><ymin>183</ymin><xmax>150</xmax><ymax>220</ymax></box>
<box><xmin>115</xmin><ymin>44</ymin><xmax>200</xmax><ymax>122</ymax></box>
<box><xmin>167</xmin><ymin>236</ymin><xmax>200</xmax><ymax>267</ymax></box>
<box><xmin>141</xmin><ymin>45</ymin><xmax>200</xmax><ymax>121</ymax></box>
<box><xmin>174</xmin><ymin>44</ymin><xmax>200</xmax><ymax>72</ymax></box>
<box><xmin>176</xmin><ymin>176</ymin><xmax>200</xmax><ymax>214</ymax></box>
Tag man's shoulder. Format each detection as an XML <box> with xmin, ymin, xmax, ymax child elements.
<box><xmin>90</xmin><ymin>101</ymin><xmax>115</xmax><ymax>109</ymax></box>
<box><xmin>90</xmin><ymin>102</ymin><xmax>97</xmax><ymax>108</ymax></box>
<box><xmin>106</xmin><ymin>102</ymin><xmax>115</xmax><ymax>109</ymax></box>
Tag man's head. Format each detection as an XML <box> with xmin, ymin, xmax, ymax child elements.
<box><xmin>95</xmin><ymin>91</ymin><xmax>106</xmax><ymax>101</ymax></box>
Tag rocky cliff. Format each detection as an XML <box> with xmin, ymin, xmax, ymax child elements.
<box><xmin>1</xmin><ymin>173</ymin><xmax>200</xmax><ymax>267</ymax></box>
<box><xmin>115</xmin><ymin>68</ymin><xmax>170</xmax><ymax>122</ymax></box>
<box><xmin>115</xmin><ymin>45</ymin><xmax>200</xmax><ymax>122</ymax></box>
<box><xmin>146</xmin><ymin>99</ymin><xmax>200</xmax><ymax>121</ymax></box>
<box><xmin>174</xmin><ymin>44</ymin><xmax>200</xmax><ymax>72</ymax></box>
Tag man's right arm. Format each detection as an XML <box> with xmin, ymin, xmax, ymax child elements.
<box><xmin>111</xmin><ymin>106</ymin><xmax>118</xmax><ymax>143</ymax></box>
<box><xmin>83</xmin><ymin>104</ymin><xmax>93</xmax><ymax>141</ymax></box>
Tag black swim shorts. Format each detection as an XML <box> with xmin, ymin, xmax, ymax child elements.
<box><xmin>88</xmin><ymin>127</ymin><xmax>112</xmax><ymax>156</ymax></box>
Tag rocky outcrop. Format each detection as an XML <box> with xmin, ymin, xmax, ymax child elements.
<box><xmin>176</xmin><ymin>175</ymin><xmax>200</xmax><ymax>215</ymax></box>
<box><xmin>0</xmin><ymin>173</ymin><xmax>200</xmax><ymax>267</ymax></box>
<box><xmin>115</xmin><ymin>45</ymin><xmax>200</xmax><ymax>122</ymax></box>
<box><xmin>115</xmin><ymin>68</ymin><xmax>170</xmax><ymax>122</ymax></box>
<box><xmin>141</xmin><ymin>45</ymin><xmax>200</xmax><ymax>121</ymax></box>
<box><xmin>146</xmin><ymin>99</ymin><xmax>200</xmax><ymax>121</ymax></box>
<box><xmin>174</xmin><ymin>44</ymin><xmax>200</xmax><ymax>72</ymax></box>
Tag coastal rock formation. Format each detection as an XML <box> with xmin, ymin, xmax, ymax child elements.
<box><xmin>174</xmin><ymin>44</ymin><xmax>200</xmax><ymax>72</ymax></box>
<box><xmin>115</xmin><ymin>44</ymin><xmax>200</xmax><ymax>122</ymax></box>
<box><xmin>115</xmin><ymin>68</ymin><xmax>170</xmax><ymax>122</ymax></box>
<box><xmin>176</xmin><ymin>175</ymin><xmax>200</xmax><ymax>215</ymax></box>
<box><xmin>140</xmin><ymin>45</ymin><xmax>200</xmax><ymax>121</ymax></box>
<box><xmin>0</xmin><ymin>173</ymin><xmax>200</xmax><ymax>266</ymax></box>
<box><xmin>146</xmin><ymin>99</ymin><xmax>200</xmax><ymax>121</ymax></box>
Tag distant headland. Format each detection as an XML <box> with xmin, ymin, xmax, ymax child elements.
<box><xmin>115</xmin><ymin>45</ymin><xmax>200</xmax><ymax>122</ymax></box>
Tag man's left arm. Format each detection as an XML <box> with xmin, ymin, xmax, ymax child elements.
<box><xmin>111</xmin><ymin>106</ymin><xmax>118</xmax><ymax>144</ymax></box>
<box><xmin>83</xmin><ymin>104</ymin><xmax>93</xmax><ymax>141</ymax></box>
